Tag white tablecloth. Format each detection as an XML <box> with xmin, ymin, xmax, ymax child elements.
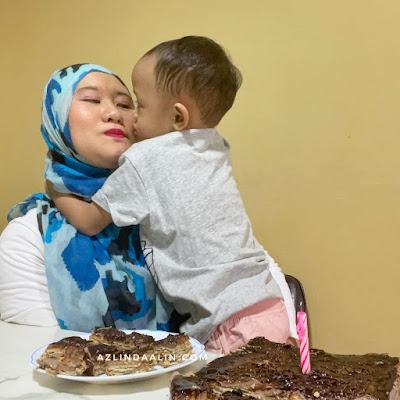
<box><xmin>0</xmin><ymin>321</ymin><xmax>219</xmax><ymax>399</ymax></box>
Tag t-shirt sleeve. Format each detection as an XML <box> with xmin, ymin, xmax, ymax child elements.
<box><xmin>92</xmin><ymin>157</ymin><xmax>150</xmax><ymax>227</ymax></box>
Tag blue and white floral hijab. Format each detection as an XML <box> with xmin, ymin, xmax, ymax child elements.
<box><xmin>8</xmin><ymin>64</ymin><xmax>173</xmax><ymax>332</ymax></box>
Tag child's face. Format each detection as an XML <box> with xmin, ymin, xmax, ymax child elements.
<box><xmin>131</xmin><ymin>55</ymin><xmax>176</xmax><ymax>142</ymax></box>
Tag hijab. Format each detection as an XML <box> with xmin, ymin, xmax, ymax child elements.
<box><xmin>8</xmin><ymin>64</ymin><xmax>173</xmax><ymax>332</ymax></box>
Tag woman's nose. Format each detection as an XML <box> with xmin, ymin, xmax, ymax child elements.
<box><xmin>104</xmin><ymin>104</ymin><xmax>123</xmax><ymax>124</ymax></box>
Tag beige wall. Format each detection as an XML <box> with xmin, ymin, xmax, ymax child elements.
<box><xmin>1</xmin><ymin>0</ymin><xmax>399</xmax><ymax>355</ymax></box>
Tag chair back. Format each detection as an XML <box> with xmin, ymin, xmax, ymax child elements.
<box><xmin>284</xmin><ymin>274</ymin><xmax>307</xmax><ymax>317</ymax></box>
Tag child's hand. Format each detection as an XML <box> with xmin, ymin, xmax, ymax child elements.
<box><xmin>44</xmin><ymin>179</ymin><xmax>112</xmax><ymax>236</ymax></box>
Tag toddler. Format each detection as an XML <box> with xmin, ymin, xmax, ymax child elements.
<box><xmin>50</xmin><ymin>36</ymin><xmax>292</xmax><ymax>354</ymax></box>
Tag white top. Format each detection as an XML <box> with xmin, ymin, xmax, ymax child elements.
<box><xmin>93</xmin><ymin>129</ymin><xmax>298</xmax><ymax>342</ymax></box>
<box><xmin>0</xmin><ymin>208</ymin><xmax>57</xmax><ymax>326</ymax></box>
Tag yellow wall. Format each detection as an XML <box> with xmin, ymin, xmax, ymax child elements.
<box><xmin>1</xmin><ymin>0</ymin><xmax>399</xmax><ymax>355</ymax></box>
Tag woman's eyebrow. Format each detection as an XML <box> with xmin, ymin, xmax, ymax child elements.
<box><xmin>76</xmin><ymin>86</ymin><xmax>99</xmax><ymax>93</ymax></box>
<box><xmin>116</xmin><ymin>91</ymin><xmax>132</xmax><ymax>98</ymax></box>
<box><xmin>75</xmin><ymin>86</ymin><xmax>131</xmax><ymax>98</ymax></box>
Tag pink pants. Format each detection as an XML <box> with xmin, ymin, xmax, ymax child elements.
<box><xmin>204</xmin><ymin>298</ymin><xmax>290</xmax><ymax>355</ymax></box>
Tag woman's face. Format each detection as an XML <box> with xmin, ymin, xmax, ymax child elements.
<box><xmin>68</xmin><ymin>72</ymin><xmax>135</xmax><ymax>170</ymax></box>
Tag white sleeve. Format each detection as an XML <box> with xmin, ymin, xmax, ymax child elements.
<box><xmin>92</xmin><ymin>157</ymin><xmax>150</xmax><ymax>227</ymax></box>
<box><xmin>0</xmin><ymin>209</ymin><xmax>57</xmax><ymax>326</ymax></box>
<box><xmin>266</xmin><ymin>252</ymin><xmax>298</xmax><ymax>340</ymax></box>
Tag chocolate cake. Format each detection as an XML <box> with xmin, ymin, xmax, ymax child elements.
<box><xmin>37</xmin><ymin>336</ymin><xmax>91</xmax><ymax>376</ymax></box>
<box><xmin>153</xmin><ymin>333</ymin><xmax>195</xmax><ymax>367</ymax></box>
<box><xmin>37</xmin><ymin>328</ymin><xmax>194</xmax><ymax>376</ymax></box>
<box><xmin>90</xmin><ymin>327</ymin><xmax>155</xmax><ymax>350</ymax></box>
<box><xmin>170</xmin><ymin>337</ymin><xmax>400</xmax><ymax>400</ymax></box>
<box><xmin>84</xmin><ymin>343</ymin><xmax>157</xmax><ymax>376</ymax></box>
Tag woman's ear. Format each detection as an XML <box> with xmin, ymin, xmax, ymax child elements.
<box><xmin>172</xmin><ymin>103</ymin><xmax>190</xmax><ymax>131</ymax></box>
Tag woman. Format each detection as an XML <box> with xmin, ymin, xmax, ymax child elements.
<box><xmin>0</xmin><ymin>64</ymin><xmax>174</xmax><ymax>331</ymax></box>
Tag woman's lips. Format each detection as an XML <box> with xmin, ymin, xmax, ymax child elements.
<box><xmin>104</xmin><ymin>128</ymin><xmax>126</xmax><ymax>138</ymax></box>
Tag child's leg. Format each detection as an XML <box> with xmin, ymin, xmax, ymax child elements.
<box><xmin>205</xmin><ymin>298</ymin><xmax>290</xmax><ymax>355</ymax></box>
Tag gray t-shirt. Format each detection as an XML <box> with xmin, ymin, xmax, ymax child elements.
<box><xmin>93</xmin><ymin>129</ymin><xmax>282</xmax><ymax>343</ymax></box>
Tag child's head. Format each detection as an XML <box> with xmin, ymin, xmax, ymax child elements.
<box><xmin>131</xmin><ymin>36</ymin><xmax>242</xmax><ymax>142</ymax></box>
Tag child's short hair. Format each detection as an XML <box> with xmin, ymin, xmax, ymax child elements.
<box><xmin>145</xmin><ymin>36</ymin><xmax>242</xmax><ymax>127</ymax></box>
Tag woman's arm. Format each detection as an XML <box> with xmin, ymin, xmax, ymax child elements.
<box><xmin>46</xmin><ymin>181</ymin><xmax>112</xmax><ymax>236</ymax></box>
<box><xmin>0</xmin><ymin>209</ymin><xmax>57</xmax><ymax>326</ymax></box>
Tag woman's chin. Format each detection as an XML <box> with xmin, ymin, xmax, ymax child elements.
<box><xmin>112</xmin><ymin>140</ymin><xmax>132</xmax><ymax>155</ymax></box>
<box><xmin>83</xmin><ymin>143</ymin><xmax>130</xmax><ymax>169</ymax></box>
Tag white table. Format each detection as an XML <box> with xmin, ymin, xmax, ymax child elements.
<box><xmin>0</xmin><ymin>321</ymin><xmax>219</xmax><ymax>399</ymax></box>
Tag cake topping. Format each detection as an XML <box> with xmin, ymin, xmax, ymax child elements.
<box><xmin>171</xmin><ymin>337</ymin><xmax>399</xmax><ymax>400</ymax></box>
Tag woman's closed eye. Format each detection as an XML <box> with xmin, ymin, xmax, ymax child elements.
<box><xmin>117</xmin><ymin>102</ymin><xmax>133</xmax><ymax>109</ymax></box>
<box><xmin>82</xmin><ymin>98</ymin><xmax>100</xmax><ymax>104</ymax></box>
<box><xmin>80</xmin><ymin>97</ymin><xmax>132</xmax><ymax>109</ymax></box>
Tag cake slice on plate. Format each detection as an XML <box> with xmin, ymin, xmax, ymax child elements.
<box><xmin>37</xmin><ymin>336</ymin><xmax>92</xmax><ymax>376</ymax></box>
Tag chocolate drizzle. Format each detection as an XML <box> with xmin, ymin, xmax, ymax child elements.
<box><xmin>171</xmin><ymin>337</ymin><xmax>399</xmax><ymax>400</ymax></box>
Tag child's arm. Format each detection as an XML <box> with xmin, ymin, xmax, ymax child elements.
<box><xmin>46</xmin><ymin>181</ymin><xmax>112</xmax><ymax>236</ymax></box>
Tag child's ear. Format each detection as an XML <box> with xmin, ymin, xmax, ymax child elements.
<box><xmin>172</xmin><ymin>103</ymin><xmax>189</xmax><ymax>131</ymax></box>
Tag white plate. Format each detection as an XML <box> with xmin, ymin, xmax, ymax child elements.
<box><xmin>30</xmin><ymin>329</ymin><xmax>205</xmax><ymax>383</ymax></box>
